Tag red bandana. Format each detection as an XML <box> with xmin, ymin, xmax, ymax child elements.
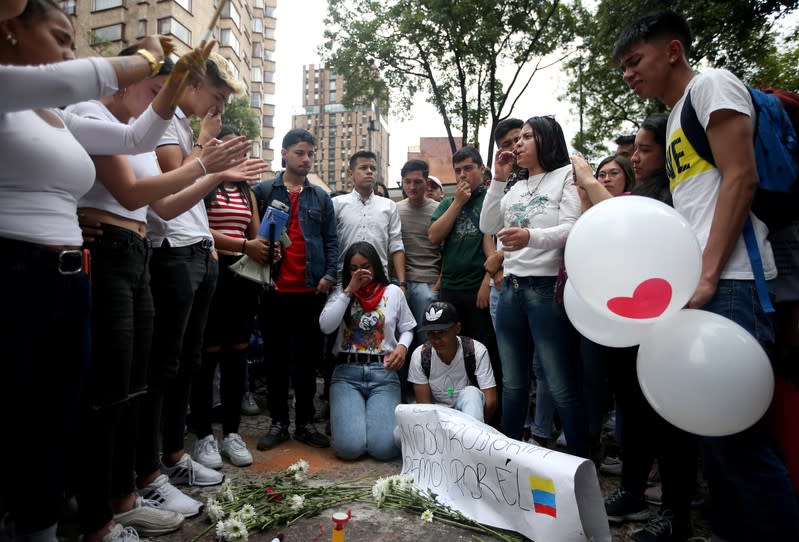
<box><xmin>352</xmin><ymin>282</ymin><xmax>386</xmax><ymax>313</ymax></box>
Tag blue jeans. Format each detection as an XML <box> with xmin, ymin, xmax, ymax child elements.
<box><xmin>700</xmin><ymin>279</ymin><xmax>799</xmax><ymax>541</ymax></box>
<box><xmin>496</xmin><ymin>275</ymin><xmax>587</xmax><ymax>457</ymax></box>
<box><xmin>531</xmin><ymin>352</ymin><xmax>556</xmax><ymax>439</ymax></box>
<box><xmin>454</xmin><ymin>385</ymin><xmax>486</xmax><ymax>422</ymax></box>
<box><xmin>330</xmin><ymin>362</ymin><xmax>401</xmax><ymax>460</ymax></box>
<box><xmin>405</xmin><ymin>281</ymin><xmax>438</xmax><ymax>344</ymax></box>
<box><xmin>489</xmin><ymin>280</ymin><xmax>500</xmax><ymax>329</ymax></box>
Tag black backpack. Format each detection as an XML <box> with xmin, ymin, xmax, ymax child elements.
<box><xmin>420</xmin><ymin>336</ymin><xmax>479</xmax><ymax>388</ymax></box>
<box><xmin>252</xmin><ymin>177</ymin><xmax>331</xmax><ymax>221</ymax></box>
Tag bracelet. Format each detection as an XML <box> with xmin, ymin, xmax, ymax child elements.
<box><xmin>195</xmin><ymin>157</ymin><xmax>207</xmax><ymax>176</ymax></box>
<box><xmin>241</xmin><ymin>239</ymin><xmax>247</xmax><ymax>253</ymax></box>
<box><xmin>135</xmin><ymin>49</ymin><xmax>164</xmax><ymax>78</ymax></box>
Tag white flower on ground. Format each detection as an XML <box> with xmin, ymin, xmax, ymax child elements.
<box><xmin>421</xmin><ymin>509</ymin><xmax>434</xmax><ymax>523</ymax></box>
<box><xmin>239</xmin><ymin>503</ymin><xmax>256</xmax><ymax>522</ymax></box>
<box><xmin>289</xmin><ymin>494</ymin><xmax>306</xmax><ymax>511</ymax></box>
<box><xmin>288</xmin><ymin>459</ymin><xmax>310</xmax><ymax>474</ymax></box>
<box><xmin>223</xmin><ymin>518</ymin><xmax>249</xmax><ymax>542</ymax></box>
<box><xmin>390</xmin><ymin>474</ymin><xmax>414</xmax><ymax>492</ymax></box>
<box><xmin>372</xmin><ymin>477</ymin><xmax>390</xmax><ymax>506</ymax></box>
<box><xmin>208</xmin><ymin>499</ymin><xmax>225</xmax><ymax>522</ymax></box>
<box><xmin>228</xmin><ymin>510</ymin><xmax>241</xmax><ymax>522</ymax></box>
<box><xmin>222</xmin><ymin>486</ymin><xmax>235</xmax><ymax>503</ymax></box>
<box><xmin>215</xmin><ymin>520</ymin><xmax>227</xmax><ymax>540</ymax></box>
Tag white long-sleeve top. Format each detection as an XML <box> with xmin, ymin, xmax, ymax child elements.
<box><xmin>0</xmin><ymin>58</ymin><xmax>171</xmax><ymax>245</ymax></box>
<box><xmin>480</xmin><ymin>164</ymin><xmax>579</xmax><ymax>277</ymax></box>
<box><xmin>319</xmin><ymin>285</ymin><xmax>416</xmax><ymax>356</ymax></box>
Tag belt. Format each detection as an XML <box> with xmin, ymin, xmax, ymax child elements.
<box><xmin>0</xmin><ymin>237</ymin><xmax>83</xmax><ymax>275</ymax></box>
<box><xmin>156</xmin><ymin>238</ymin><xmax>213</xmax><ymax>250</ymax></box>
<box><xmin>337</xmin><ymin>352</ymin><xmax>383</xmax><ymax>365</ymax></box>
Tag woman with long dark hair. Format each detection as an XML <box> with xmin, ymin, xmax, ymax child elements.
<box><xmin>480</xmin><ymin>116</ymin><xmax>588</xmax><ymax>458</ymax></box>
<box><xmin>319</xmin><ymin>241</ymin><xmax>416</xmax><ymax>460</ymax></box>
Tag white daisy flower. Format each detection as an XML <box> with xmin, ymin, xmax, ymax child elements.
<box><xmin>289</xmin><ymin>494</ymin><xmax>306</xmax><ymax>511</ymax></box>
<box><xmin>421</xmin><ymin>509</ymin><xmax>434</xmax><ymax>523</ymax></box>
<box><xmin>225</xmin><ymin>518</ymin><xmax>249</xmax><ymax>542</ymax></box>
<box><xmin>207</xmin><ymin>500</ymin><xmax>225</xmax><ymax>522</ymax></box>
<box><xmin>239</xmin><ymin>503</ymin><xmax>256</xmax><ymax>521</ymax></box>
<box><xmin>372</xmin><ymin>477</ymin><xmax>390</xmax><ymax>506</ymax></box>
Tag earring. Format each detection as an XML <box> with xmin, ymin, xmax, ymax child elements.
<box><xmin>5</xmin><ymin>33</ymin><xmax>17</xmax><ymax>46</ymax></box>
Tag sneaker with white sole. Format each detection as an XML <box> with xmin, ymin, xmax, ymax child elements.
<box><xmin>113</xmin><ymin>496</ymin><xmax>184</xmax><ymax>536</ymax></box>
<box><xmin>605</xmin><ymin>488</ymin><xmax>651</xmax><ymax>523</ymax></box>
<box><xmin>194</xmin><ymin>434</ymin><xmax>223</xmax><ymax>469</ymax></box>
<box><xmin>138</xmin><ymin>474</ymin><xmax>203</xmax><ymax>518</ymax></box>
<box><xmin>221</xmin><ymin>433</ymin><xmax>253</xmax><ymax>467</ymax></box>
<box><xmin>102</xmin><ymin>524</ymin><xmax>139</xmax><ymax>542</ymax></box>
<box><xmin>161</xmin><ymin>452</ymin><xmax>224</xmax><ymax>487</ymax></box>
<box><xmin>241</xmin><ymin>392</ymin><xmax>260</xmax><ymax>416</ymax></box>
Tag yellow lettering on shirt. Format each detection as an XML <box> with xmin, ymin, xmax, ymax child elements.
<box><xmin>666</xmin><ymin>126</ymin><xmax>716</xmax><ymax>192</ymax></box>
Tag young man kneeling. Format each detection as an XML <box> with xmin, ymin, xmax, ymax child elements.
<box><xmin>409</xmin><ymin>302</ymin><xmax>497</xmax><ymax>422</ymax></box>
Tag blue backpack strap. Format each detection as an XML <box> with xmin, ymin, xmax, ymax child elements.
<box><xmin>743</xmin><ymin>216</ymin><xmax>775</xmax><ymax>313</ymax></box>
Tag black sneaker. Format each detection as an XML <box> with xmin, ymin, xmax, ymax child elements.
<box><xmin>256</xmin><ymin>421</ymin><xmax>289</xmax><ymax>450</ymax></box>
<box><xmin>605</xmin><ymin>488</ymin><xmax>651</xmax><ymax>523</ymax></box>
<box><xmin>294</xmin><ymin>422</ymin><xmax>330</xmax><ymax>448</ymax></box>
<box><xmin>631</xmin><ymin>510</ymin><xmax>692</xmax><ymax>542</ymax></box>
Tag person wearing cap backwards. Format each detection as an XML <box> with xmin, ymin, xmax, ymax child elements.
<box><xmin>425</xmin><ymin>175</ymin><xmax>444</xmax><ymax>202</ymax></box>
<box><xmin>408</xmin><ymin>301</ymin><xmax>497</xmax><ymax>422</ymax></box>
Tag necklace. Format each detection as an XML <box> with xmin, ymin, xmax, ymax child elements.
<box><xmin>286</xmin><ymin>184</ymin><xmax>303</xmax><ymax>193</ymax></box>
<box><xmin>525</xmin><ymin>171</ymin><xmax>549</xmax><ymax>197</ymax></box>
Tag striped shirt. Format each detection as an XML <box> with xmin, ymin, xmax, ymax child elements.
<box><xmin>207</xmin><ymin>185</ymin><xmax>251</xmax><ymax>240</ymax></box>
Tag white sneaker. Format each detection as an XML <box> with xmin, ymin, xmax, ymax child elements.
<box><xmin>113</xmin><ymin>496</ymin><xmax>184</xmax><ymax>536</ymax></box>
<box><xmin>160</xmin><ymin>452</ymin><xmax>224</xmax><ymax>487</ymax></box>
<box><xmin>194</xmin><ymin>434</ymin><xmax>223</xmax><ymax>469</ymax></box>
<box><xmin>102</xmin><ymin>524</ymin><xmax>139</xmax><ymax>542</ymax></box>
<box><xmin>221</xmin><ymin>433</ymin><xmax>253</xmax><ymax>467</ymax></box>
<box><xmin>138</xmin><ymin>474</ymin><xmax>204</xmax><ymax>518</ymax></box>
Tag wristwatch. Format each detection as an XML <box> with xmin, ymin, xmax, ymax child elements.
<box><xmin>136</xmin><ymin>49</ymin><xmax>164</xmax><ymax>78</ymax></box>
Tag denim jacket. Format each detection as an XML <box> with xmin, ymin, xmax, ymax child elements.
<box><xmin>254</xmin><ymin>172</ymin><xmax>338</xmax><ymax>288</ymax></box>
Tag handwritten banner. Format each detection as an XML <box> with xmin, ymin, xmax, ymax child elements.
<box><xmin>396</xmin><ymin>404</ymin><xmax>611</xmax><ymax>542</ymax></box>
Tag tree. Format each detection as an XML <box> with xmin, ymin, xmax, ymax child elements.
<box><xmin>322</xmin><ymin>0</ymin><xmax>583</xmax><ymax>164</ymax></box>
<box><xmin>221</xmin><ymin>96</ymin><xmax>261</xmax><ymax>141</ymax></box>
<box><xmin>563</xmin><ymin>1</ymin><xmax>799</xmax><ymax>158</ymax></box>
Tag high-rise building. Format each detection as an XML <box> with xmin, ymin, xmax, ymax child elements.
<box><xmin>62</xmin><ymin>0</ymin><xmax>276</xmax><ymax>166</ymax></box>
<box><xmin>292</xmin><ymin>64</ymin><xmax>389</xmax><ymax>192</ymax></box>
<box><xmin>407</xmin><ymin>136</ymin><xmax>464</xmax><ymax>186</ymax></box>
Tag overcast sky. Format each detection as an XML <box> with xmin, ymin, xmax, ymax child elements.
<box><xmin>272</xmin><ymin>0</ymin><xmax>583</xmax><ymax>185</ymax></box>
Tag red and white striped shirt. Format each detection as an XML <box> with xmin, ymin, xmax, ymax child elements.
<box><xmin>207</xmin><ymin>185</ymin><xmax>251</xmax><ymax>240</ymax></box>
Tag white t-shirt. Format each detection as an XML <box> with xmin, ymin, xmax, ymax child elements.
<box><xmin>407</xmin><ymin>336</ymin><xmax>495</xmax><ymax>408</ymax></box>
<box><xmin>146</xmin><ymin>107</ymin><xmax>213</xmax><ymax>248</ymax></box>
<box><xmin>667</xmin><ymin>69</ymin><xmax>776</xmax><ymax>280</ymax></box>
<box><xmin>67</xmin><ymin>100</ymin><xmax>154</xmax><ymax>223</ymax></box>
<box><xmin>319</xmin><ymin>285</ymin><xmax>416</xmax><ymax>355</ymax></box>
<box><xmin>480</xmin><ymin>164</ymin><xmax>579</xmax><ymax>277</ymax></box>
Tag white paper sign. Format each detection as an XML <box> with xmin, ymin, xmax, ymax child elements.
<box><xmin>396</xmin><ymin>404</ymin><xmax>611</xmax><ymax>542</ymax></box>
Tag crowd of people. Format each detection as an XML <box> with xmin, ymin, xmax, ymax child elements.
<box><xmin>1</xmin><ymin>2</ymin><xmax>797</xmax><ymax>542</ymax></box>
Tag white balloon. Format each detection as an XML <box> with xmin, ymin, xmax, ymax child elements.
<box><xmin>565</xmin><ymin>196</ymin><xmax>701</xmax><ymax>324</ymax></box>
<box><xmin>563</xmin><ymin>281</ymin><xmax>653</xmax><ymax>347</ymax></box>
<box><xmin>636</xmin><ymin>309</ymin><xmax>774</xmax><ymax>437</ymax></box>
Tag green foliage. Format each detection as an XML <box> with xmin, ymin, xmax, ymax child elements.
<box><xmin>563</xmin><ymin>1</ymin><xmax>799</xmax><ymax>159</ymax></box>
<box><xmin>322</xmin><ymin>0</ymin><xmax>584</xmax><ymax>163</ymax></box>
<box><xmin>221</xmin><ymin>96</ymin><xmax>261</xmax><ymax>141</ymax></box>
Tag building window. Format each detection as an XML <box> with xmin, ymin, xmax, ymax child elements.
<box><xmin>221</xmin><ymin>2</ymin><xmax>240</xmax><ymax>28</ymax></box>
<box><xmin>158</xmin><ymin>17</ymin><xmax>191</xmax><ymax>45</ymax></box>
<box><xmin>253</xmin><ymin>0</ymin><xmax>263</xmax><ymax>7</ymax></box>
<box><xmin>265</xmin><ymin>6</ymin><xmax>275</xmax><ymax>17</ymax></box>
<box><xmin>251</xmin><ymin>67</ymin><xmax>262</xmax><ymax>82</ymax></box>
<box><xmin>252</xmin><ymin>42</ymin><xmax>262</xmax><ymax>59</ymax></box>
<box><xmin>262</xmin><ymin>115</ymin><xmax>273</xmax><ymax>128</ymax></box>
<box><xmin>59</xmin><ymin>0</ymin><xmax>76</xmax><ymax>14</ymax></box>
<box><xmin>263</xmin><ymin>49</ymin><xmax>274</xmax><ymax>61</ymax></box>
<box><xmin>174</xmin><ymin>0</ymin><xmax>190</xmax><ymax>11</ymax></box>
<box><xmin>262</xmin><ymin>139</ymin><xmax>270</xmax><ymax>150</ymax></box>
<box><xmin>264</xmin><ymin>27</ymin><xmax>275</xmax><ymax>39</ymax></box>
<box><xmin>91</xmin><ymin>23</ymin><xmax>124</xmax><ymax>43</ymax></box>
<box><xmin>263</xmin><ymin>93</ymin><xmax>275</xmax><ymax>105</ymax></box>
<box><xmin>219</xmin><ymin>29</ymin><xmax>240</xmax><ymax>56</ymax></box>
<box><xmin>92</xmin><ymin>0</ymin><xmax>123</xmax><ymax>11</ymax></box>
<box><xmin>329</xmin><ymin>80</ymin><xmax>336</xmax><ymax>91</ymax></box>
<box><xmin>136</xmin><ymin>19</ymin><xmax>146</xmax><ymax>37</ymax></box>
<box><xmin>250</xmin><ymin>92</ymin><xmax>261</xmax><ymax>108</ymax></box>
<box><xmin>329</xmin><ymin>91</ymin><xmax>336</xmax><ymax>103</ymax></box>
<box><xmin>263</xmin><ymin>71</ymin><xmax>274</xmax><ymax>83</ymax></box>
<box><xmin>250</xmin><ymin>141</ymin><xmax>261</xmax><ymax>158</ymax></box>
<box><xmin>252</xmin><ymin>18</ymin><xmax>263</xmax><ymax>33</ymax></box>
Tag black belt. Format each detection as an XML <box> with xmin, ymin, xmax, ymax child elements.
<box><xmin>0</xmin><ymin>237</ymin><xmax>83</xmax><ymax>275</ymax></box>
<box><xmin>337</xmin><ymin>352</ymin><xmax>383</xmax><ymax>365</ymax></box>
<box><xmin>156</xmin><ymin>238</ymin><xmax>213</xmax><ymax>250</ymax></box>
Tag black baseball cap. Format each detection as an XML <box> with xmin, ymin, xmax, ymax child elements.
<box><xmin>418</xmin><ymin>301</ymin><xmax>459</xmax><ymax>332</ymax></box>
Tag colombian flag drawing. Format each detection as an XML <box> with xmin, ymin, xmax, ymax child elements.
<box><xmin>529</xmin><ymin>475</ymin><xmax>557</xmax><ymax>517</ymax></box>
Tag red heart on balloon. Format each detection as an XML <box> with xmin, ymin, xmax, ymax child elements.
<box><xmin>606</xmin><ymin>278</ymin><xmax>672</xmax><ymax>319</ymax></box>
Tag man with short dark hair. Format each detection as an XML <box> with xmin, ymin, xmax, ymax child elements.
<box><xmin>333</xmin><ymin>151</ymin><xmax>405</xmax><ymax>283</ymax></box>
<box><xmin>429</xmin><ymin>146</ymin><xmax>500</xmax><ymax>423</ymax></box>
<box><xmin>615</xmin><ymin>11</ymin><xmax>799</xmax><ymax>542</ymax></box>
<box><xmin>254</xmin><ymin>128</ymin><xmax>337</xmax><ymax>451</ymax></box>
<box><xmin>408</xmin><ymin>302</ymin><xmax>496</xmax><ymax>422</ymax></box>
<box><xmin>614</xmin><ymin>134</ymin><xmax>635</xmax><ymax>158</ymax></box>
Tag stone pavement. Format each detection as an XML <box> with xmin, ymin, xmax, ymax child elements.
<box><xmin>150</xmin><ymin>390</ymin><xmax>710</xmax><ymax>542</ymax></box>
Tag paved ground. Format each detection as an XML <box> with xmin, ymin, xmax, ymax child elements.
<box><xmin>150</xmin><ymin>389</ymin><xmax>711</xmax><ymax>542</ymax></box>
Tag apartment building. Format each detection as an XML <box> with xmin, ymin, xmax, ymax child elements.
<box><xmin>62</xmin><ymin>0</ymin><xmax>276</xmax><ymax>166</ymax></box>
<box><xmin>291</xmin><ymin>64</ymin><xmax>390</xmax><ymax>192</ymax></box>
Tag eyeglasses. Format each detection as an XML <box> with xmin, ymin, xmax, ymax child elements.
<box><xmin>597</xmin><ymin>169</ymin><xmax>622</xmax><ymax>180</ymax></box>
